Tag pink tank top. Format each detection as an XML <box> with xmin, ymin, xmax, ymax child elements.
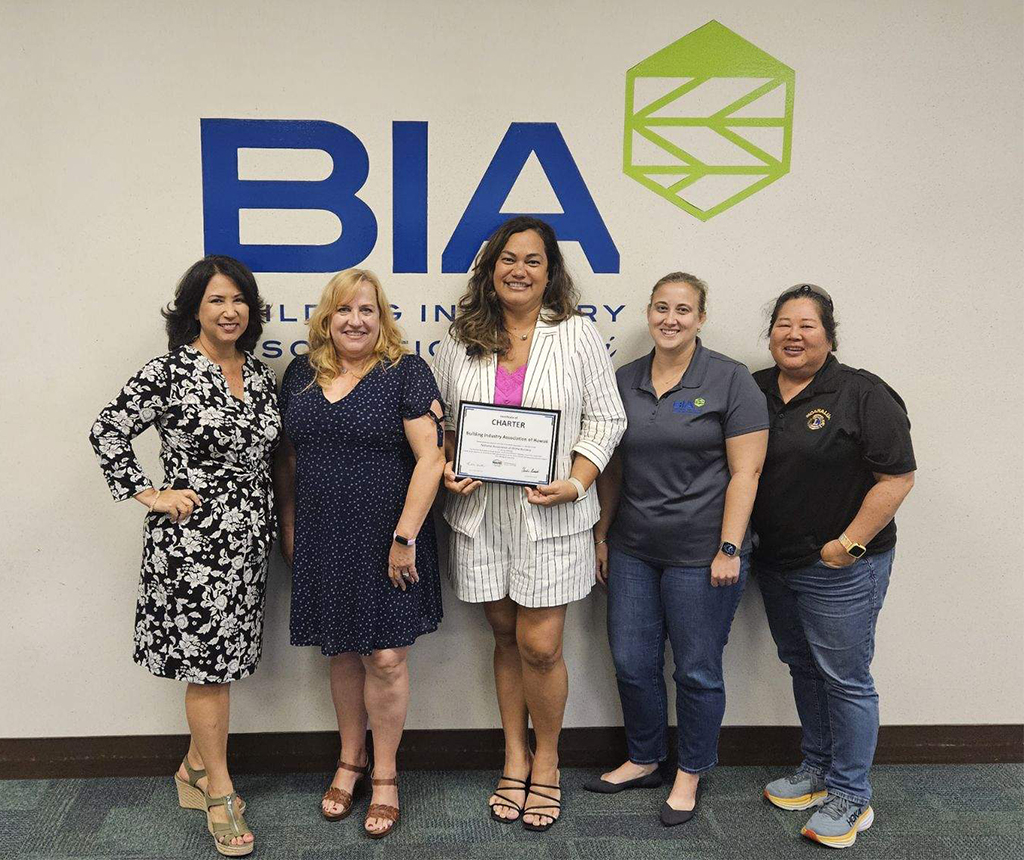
<box><xmin>494</xmin><ymin>364</ymin><xmax>527</xmax><ymax>407</ymax></box>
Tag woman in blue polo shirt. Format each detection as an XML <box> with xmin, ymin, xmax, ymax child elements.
<box><xmin>751</xmin><ymin>284</ymin><xmax>915</xmax><ymax>850</ymax></box>
<box><xmin>587</xmin><ymin>272</ymin><xmax>768</xmax><ymax>826</ymax></box>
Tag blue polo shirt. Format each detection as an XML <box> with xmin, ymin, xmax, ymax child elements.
<box><xmin>609</xmin><ymin>340</ymin><xmax>769</xmax><ymax>567</ymax></box>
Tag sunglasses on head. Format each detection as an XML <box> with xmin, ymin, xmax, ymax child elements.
<box><xmin>781</xmin><ymin>283</ymin><xmax>834</xmax><ymax>309</ymax></box>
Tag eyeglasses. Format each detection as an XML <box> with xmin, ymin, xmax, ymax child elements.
<box><xmin>781</xmin><ymin>283</ymin><xmax>833</xmax><ymax>309</ymax></box>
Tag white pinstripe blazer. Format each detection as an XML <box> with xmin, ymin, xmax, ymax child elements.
<box><xmin>431</xmin><ymin>314</ymin><xmax>627</xmax><ymax>541</ymax></box>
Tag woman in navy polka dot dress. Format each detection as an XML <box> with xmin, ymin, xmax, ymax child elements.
<box><xmin>275</xmin><ymin>269</ymin><xmax>445</xmax><ymax>838</ymax></box>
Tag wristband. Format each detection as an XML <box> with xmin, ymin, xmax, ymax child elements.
<box><xmin>147</xmin><ymin>489</ymin><xmax>161</xmax><ymax>512</ymax></box>
<box><xmin>838</xmin><ymin>532</ymin><xmax>867</xmax><ymax>559</ymax></box>
<box><xmin>393</xmin><ymin>531</ymin><xmax>416</xmax><ymax>547</ymax></box>
<box><xmin>567</xmin><ymin>476</ymin><xmax>587</xmax><ymax>502</ymax></box>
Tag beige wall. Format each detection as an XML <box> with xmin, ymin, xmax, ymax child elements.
<box><xmin>1</xmin><ymin>0</ymin><xmax>1021</xmax><ymax>737</ymax></box>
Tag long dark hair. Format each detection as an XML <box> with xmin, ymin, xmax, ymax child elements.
<box><xmin>451</xmin><ymin>216</ymin><xmax>580</xmax><ymax>358</ymax></box>
<box><xmin>162</xmin><ymin>255</ymin><xmax>267</xmax><ymax>352</ymax></box>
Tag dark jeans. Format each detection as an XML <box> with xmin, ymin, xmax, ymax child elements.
<box><xmin>606</xmin><ymin>546</ymin><xmax>748</xmax><ymax>773</ymax></box>
<box><xmin>755</xmin><ymin>549</ymin><xmax>894</xmax><ymax>804</ymax></box>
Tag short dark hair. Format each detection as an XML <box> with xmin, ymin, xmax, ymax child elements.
<box><xmin>162</xmin><ymin>256</ymin><xmax>267</xmax><ymax>352</ymax></box>
<box><xmin>451</xmin><ymin>216</ymin><xmax>580</xmax><ymax>358</ymax></box>
<box><xmin>767</xmin><ymin>283</ymin><xmax>839</xmax><ymax>351</ymax></box>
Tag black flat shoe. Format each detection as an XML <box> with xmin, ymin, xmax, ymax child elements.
<box><xmin>583</xmin><ymin>770</ymin><xmax>663</xmax><ymax>794</ymax></box>
<box><xmin>660</xmin><ymin>782</ymin><xmax>702</xmax><ymax>827</ymax></box>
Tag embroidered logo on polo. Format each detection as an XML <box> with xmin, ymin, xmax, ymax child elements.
<box><xmin>674</xmin><ymin>399</ymin><xmax>706</xmax><ymax>414</ymax></box>
<box><xmin>806</xmin><ymin>408</ymin><xmax>830</xmax><ymax>430</ymax></box>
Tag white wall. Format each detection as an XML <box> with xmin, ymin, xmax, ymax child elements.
<box><xmin>1</xmin><ymin>0</ymin><xmax>1021</xmax><ymax>737</ymax></box>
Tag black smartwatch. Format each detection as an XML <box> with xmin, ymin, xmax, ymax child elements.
<box><xmin>719</xmin><ymin>541</ymin><xmax>737</xmax><ymax>557</ymax></box>
<box><xmin>393</xmin><ymin>531</ymin><xmax>416</xmax><ymax>547</ymax></box>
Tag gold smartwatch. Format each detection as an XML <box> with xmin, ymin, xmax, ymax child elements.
<box><xmin>838</xmin><ymin>532</ymin><xmax>867</xmax><ymax>559</ymax></box>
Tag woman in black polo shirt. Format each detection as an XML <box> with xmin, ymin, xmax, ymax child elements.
<box><xmin>751</xmin><ymin>284</ymin><xmax>915</xmax><ymax>850</ymax></box>
<box><xmin>587</xmin><ymin>272</ymin><xmax>768</xmax><ymax>826</ymax></box>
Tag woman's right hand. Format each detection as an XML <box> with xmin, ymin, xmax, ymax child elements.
<box><xmin>443</xmin><ymin>461</ymin><xmax>482</xmax><ymax>495</ymax></box>
<box><xmin>148</xmin><ymin>489</ymin><xmax>201</xmax><ymax>523</ymax></box>
<box><xmin>595</xmin><ymin>540</ymin><xmax>609</xmax><ymax>585</ymax></box>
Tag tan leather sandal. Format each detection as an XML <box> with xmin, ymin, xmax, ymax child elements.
<box><xmin>322</xmin><ymin>759</ymin><xmax>368</xmax><ymax>821</ymax></box>
<box><xmin>174</xmin><ymin>757</ymin><xmax>245</xmax><ymax>816</ymax></box>
<box><xmin>204</xmin><ymin>791</ymin><xmax>253</xmax><ymax>856</ymax></box>
<box><xmin>365</xmin><ymin>772</ymin><xmax>400</xmax><ymax>839</ymax></box>
<box><xmin>174</xmin><ymin>757</ymin><xmax>207</xmax><ymax>811</ymax></box>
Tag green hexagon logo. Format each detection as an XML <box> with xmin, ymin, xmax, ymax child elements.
<box><xmin>624</xmin><ymin>20</ymin><xmax>795</xmax><ymax>221</ymax></box>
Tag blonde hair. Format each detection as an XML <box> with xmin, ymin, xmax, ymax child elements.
<box><xmin>305</xmin><ymin>268</ymin><xmax>407</xmax><ymax>387</ymax></box>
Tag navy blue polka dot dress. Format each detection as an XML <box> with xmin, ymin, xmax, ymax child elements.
<box><xmin>281</xmin><ymin>353</ymin><xmax>444</xmax><ymax>656</ymax></box>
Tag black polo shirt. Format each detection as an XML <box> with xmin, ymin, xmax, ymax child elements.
<box><xmin>610</xmin><ymin>340</ymin><xmax>769</xmax><ymax>567</ymax></box>
<box><xmin>751</xmin><ymin>354</ymin><xmax>916</xmax><ymax>570</ymax></box>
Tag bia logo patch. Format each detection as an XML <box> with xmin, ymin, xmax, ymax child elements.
<box><xmin>806</xmin><ymin>408</ymin><xmax>831</xmax><ymax>430</ymax></box>
<box><xmin>674</xmin><ymin>398</ymin><xmax>706</xmax><ymax>414</ymax></box>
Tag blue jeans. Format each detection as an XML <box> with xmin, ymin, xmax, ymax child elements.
<box><xmin>755</xmin><ymin>549</ymin><xmax>894</xmax><ymax>805</ymax></box>
<box><xmin>606</xmin><ymin>547</ymin><xmax>748</xmax><ymax>773</ymax></box>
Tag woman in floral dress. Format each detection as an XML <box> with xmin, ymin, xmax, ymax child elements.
<box><xmin>90</xmin><ymin>255</ymin><xmax>280</xmax><ymax>856</ymax></box>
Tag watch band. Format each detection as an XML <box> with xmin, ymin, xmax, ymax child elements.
<box><xmin>393</xmin><ymin>531</ymin><xmax>416</xmax><ymax>547</ymax></box>
<box><xmin>567</xmin><ymin>476</ymin><xmax>587</xmax><ymax>502</ymax></box>
<box><xmin>838</xmin><ymin>532</ymin><xmax>867</xmax><ymax>558</ymax></box>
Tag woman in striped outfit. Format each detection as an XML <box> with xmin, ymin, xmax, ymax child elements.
<box><xmin>431</xmin><ymin>216</ymin><xmax>626</xmax><ymax>832</ymax></box>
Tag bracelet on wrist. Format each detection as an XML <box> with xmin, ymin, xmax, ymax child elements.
<box><xmin>147</xmin><ymin>489</ymin><xmax>161</xmax><ymax>512</ymax></box>
<box><xmin>594</xmin><ymin>538</ymin><xmax>608</xmax><ymax>545</ymax></box>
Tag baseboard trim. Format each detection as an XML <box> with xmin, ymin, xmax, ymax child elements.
<box><xmin>1</xmin><ymin>724</ymin><xmax>1020</xmax><ymax>779</ymax></box>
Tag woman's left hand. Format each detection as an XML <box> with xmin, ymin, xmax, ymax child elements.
<box><xmin>710</xmin><ymin>552</ymin><xmax>741</xmax><ymax>587</ymax></box>
<box><xmin>388</xmin><ymin>541</ymin><xmax>418</xmax><ymax>590</ymax></box>
<box><xmin>525</xmin><ymin>480</ymin><xmax>578</xmax><ymax>507</ymax></box>
<box><xmin>819</xmin><ymin>540</ymin><xmax>856</xmax><ymax>569</ymax></box>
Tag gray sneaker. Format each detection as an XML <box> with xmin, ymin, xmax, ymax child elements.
<box><xmin>801</xmin><ymin>794</ymin><xmax>874</xmax><ymax>849</ymax></box>
<box><xmin>763</xmin><ymin>768</ymin><xmax>828</xmax><ymax>810</ymax></box>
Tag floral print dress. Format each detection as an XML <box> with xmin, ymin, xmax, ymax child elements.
<box><xmin>90</xmin><ymin>345</ymin><xmax>281</xmax><ymax>683</ymax></box>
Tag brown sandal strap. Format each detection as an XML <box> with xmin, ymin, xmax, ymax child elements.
<box><xmin>323</xmin><ymin>787</ymin><xmax>353</xmax><ymax>806</ymax></box>
<box><xmin>337</xmin><ymin>759</ymin><xmax>368</xmax><ymax>774</ymax></box>
<box><xmin>366</xmin><ymin>803</ymin><xmax>399</xmax><ymax>822</ymax></box>
<box><xmin>371</xmin><ymin>776</ymin><xmax>398</xmax><ymax>786</ymax></box>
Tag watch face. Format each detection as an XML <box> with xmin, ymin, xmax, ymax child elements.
<box><xmin>848</xmin><ymin>544</ymin><xmax>867</xmax><ymax>558</ymax></box>
<box><xmin>720</xmin><ymin>542</ymin><xmax>737</xmax><ymax>557</ymax></box>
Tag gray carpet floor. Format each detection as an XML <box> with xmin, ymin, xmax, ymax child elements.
<box><xmin>1</xmin><ymin>764</ymin><xmax>1021</xmax><ymax>859</ymax></box>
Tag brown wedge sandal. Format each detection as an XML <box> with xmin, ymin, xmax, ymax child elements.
<box><xmin>365</xmin><ymin>772</ymin><xmax>400</xmax><ymax>839</ymax></box>
<box><xmin>322</xmin><ymin>759</ymin><xmax>369</xmax><ymax>821</ymax></box>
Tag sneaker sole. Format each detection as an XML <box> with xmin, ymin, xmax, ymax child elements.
<box><xmin>763</xmin><ymin>788</ymin><xmax>828</xmax><ymax>810</ymax></box>
<box><xmin>802</xmin><ymin>805</ymin><xmax>874</xmax><ymax>849</ymax></box>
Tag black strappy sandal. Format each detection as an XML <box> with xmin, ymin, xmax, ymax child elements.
<box><xmin>489</xmin><ymin>774</ymin><xmax>529</xmax><ymax>823</ymax></box>
<box><xmin>522</xmin><ymin>776</ymin><xmax>561</xmax><ymax>832</ymax></box>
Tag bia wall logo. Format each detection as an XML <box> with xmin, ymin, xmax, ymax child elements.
<box><xmin>624</xmin><ymin>20</ymin><xmax>795</xmax><ymax>221</ymax></box>
<box><xmin>201</xmin><ymin>121</ymin><xmax>617</xmax><ymax>274</ymax></box>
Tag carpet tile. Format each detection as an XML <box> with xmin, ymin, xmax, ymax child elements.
<box><xmin>0</xmin><ymin>764</ymin><xmax>1019</xmax><ymax>859</ymax></box>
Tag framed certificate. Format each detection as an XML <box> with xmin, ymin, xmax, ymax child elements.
<box><xmin>454</xmin><ymin>401</ymin><xmax>561</xmax><ymax>487</ymax></box>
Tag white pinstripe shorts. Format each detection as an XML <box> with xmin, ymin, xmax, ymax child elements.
<box><xmin>448</xmin><ymin>483</ymin><xmax>595</xmax><ymax>608</ymax></box>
